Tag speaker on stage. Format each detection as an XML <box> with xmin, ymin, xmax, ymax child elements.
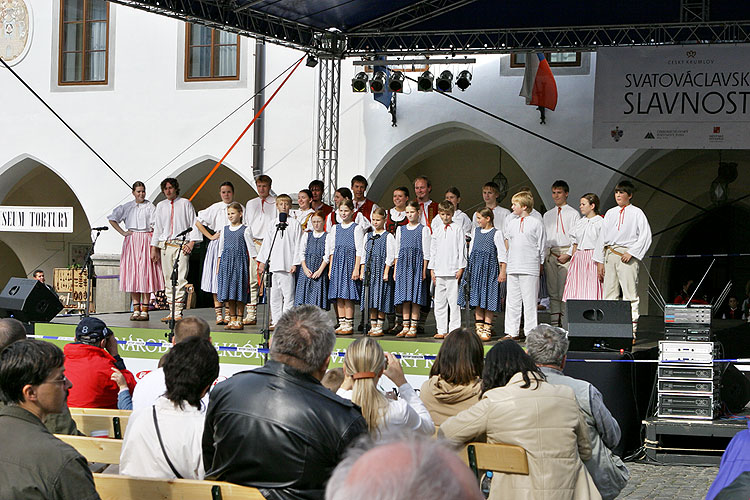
<box><xmin>566</xmin><ymin>300</ymin><xmax>633</xmax><ymax>352</ymax></box>
<box><xmin>0</xmin><ymin>278</ymin><xmax>63</xmax><ymax>323</ymax></box>
<box><xmin>720</xmin><ymin>363</ymin><xmax>750</xmax><ymax>414</ymax></box>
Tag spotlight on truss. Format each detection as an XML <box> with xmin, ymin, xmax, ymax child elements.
<box><xmin>417</xmin><ymin>71</ymin><xmax>434</xmax><ymax>92</ymax></box>
<box><xmin>370</xmin><ymin>71</ymin><xmax>387</xmax><ymax>93</ymax></box>
<box><xmin>352</xmin><ymin>72</ymin><xmax>369</xmax><ymax>92</ymax></box>
<box><xmin>456</xmin><ymin>70</ymin><xmax>472</xmax><ymax>91</ymax></box>
<box><xmin>436</xmin><ymin>70</ymin><xmax>453</xmax><ymax>92</ymax></box>
<box><xmin>389</xmin><ymin>71</ymin><xmax>405</xmax><ymax>92</ymax></box>
<box><xmin>306</xmin><ymin>54</ymin><xmax>318</xmax><ymax>67</ymax></box>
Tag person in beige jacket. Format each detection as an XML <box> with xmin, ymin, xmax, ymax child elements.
<box><xmin>420</xmin><ymin>328</ymin><xmax>484</xmax><ymax>426</ymax></box>
<box><xmin>441</xmin><ymin>340</ymin><xmax>601</xmax><ymax>500</ymax></box>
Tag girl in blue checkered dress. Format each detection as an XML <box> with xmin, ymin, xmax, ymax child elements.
<box><xmin>295</xmin><ymin>211</ymin><xmax>330</xmax><ymax>310</ymax></box>
<box><xmin>359</xmin><ymin>207</ymin><xmax>396</xmax><ymax>337</ymax></box>
<box><xmin>328</xmin><ymin>199</ymin><xmax>365</xmax><ymax>335</ymax></box>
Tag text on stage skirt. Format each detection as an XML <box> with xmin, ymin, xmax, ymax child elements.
<box><xmin>120</xmin><ymin>231</ymin><xmax>164</xmax><ymax>293</ymax></box>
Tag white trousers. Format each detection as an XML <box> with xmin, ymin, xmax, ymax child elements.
<box><xmin>544</xmin><ymin>247</ymin><xmax>570</xmax><ymax>322</ymax></box>
<box><xmin>504</xmin><ymin>274</ymin><xmax>539</xmax><ymax>337</ymax></box>
<box><xmin>603</xmin><ymin>246</ymin><xmax>640</xmax><ymax>327</ymax></box>
<box><xmin>160</xmin><ymin>243</ymin><xmax>190</xmax><ymax>312</ymax></box>
<box><xmin>270</xmin><ymin>271</ymin><xmax>294</xmax><ymax>326</ymax></box>
<box><xmin>434</xmin><ymin>276</ymin><xmax>461</xmax><ymax>335</ymax></box>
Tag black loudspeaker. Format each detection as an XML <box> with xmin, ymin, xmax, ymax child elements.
<box><xmin>566</xmin><ymin>300</ymin><xmax>633</xmax><ymax>352</ymax></box>
<box><xmin>720</xmin><ymin>363</ymin><xmax>750</xmax><ymax>414</ymax></box>
<box><xmin>0</xmin><ymin>278</ymin><xmax>63</xmax><ymax>323</ymax></box>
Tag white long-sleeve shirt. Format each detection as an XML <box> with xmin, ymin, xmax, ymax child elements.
<box><xmin>543</xmin><ymin>204</ymin><xmax>580</xmax><ymax>249</ymax></box>
<box><xmin>504</xmin><ymin>215</ymin><xmax>546</xmax><ymax>275</ymax></box>
<box><xmin>218</xmin><ymin>225</ymin><xmax>257</xmax><ymax>258</ymax></box>
<box><xmin>395</xmin><ymin>224</ymin><xmax>432</xmax><ymax>261</ymax></box>
<box><xmin>108</xmin><ymin>200</ymin><xmax>155</xmax><ymax>232</ymax></box>
<box><xmin>326</xmin><ymin>221</ymin><xmax>365</xmax><ymax>259</ymax></box>
<box><xmin>244</xmin><ymin>196</ymin><xmax>277</xmax><ymax>241</ymax></box>
<box><xmin>256</xmin><ymin>217</ymin><xmax>302</xmax><ymax>272</ymax></box>
<box><xmin>151</xmin><ymin>197</ymin><xmax>201</xmax><ymax>245</ymax></box>
<box><xmin>567</xmin><ymin>215</ymin><xmax>604</xmax><ymax>255</ymax></box>
<box><xmin>297</xmin><ymin>231</ymin><xmax>329</xmax><ymax>265</ymax></box>
<box><xmin>337</xmin><ymin>383</ymin><xmax>435</xmax><ymax>436</ymax></box>
<box><xmin>473</xmin><ymin>206</ymin><xmax>512</xmax><ymax>234</ymax></box>
<box><xmin>325</xmin><ymin>210</ymin><xmax>371</xmax><ymax>232</ymax></box>
<box><xmin>469</xmin><ymin>228</ymin><xmax>507</xmax><ymax>264</ymax></box>
<box><xmin>197</xmin><ymin>201</ymin><xmax>241</xmax><ymax>232</ymax></box>
<box><xmin>362</xmin><ymin>230</ymin><xmax>396</xmax><ymax>267</ymax></box>
<box><xmin>290</xmin><ymin>208</ymin><xmax>315</xmax><ymax>231</ymax></box>
<box><xmin>428</xmin><ymin>222</ymin><xmax>467</xmax><ymax>276</ymax></box>
<box><xmin>593</xmin><ymin>204</ymin><xmax>652</xmax><ymax>263</ymax></box>
<box><xmin>431</xmin><ymin>209</ymin><xmax>473</xmax><ymax>238</ymax></box>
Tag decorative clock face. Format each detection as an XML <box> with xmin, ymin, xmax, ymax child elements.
<box><xmin>1</xmin><ymin>0</ymin><xmax>32</xmax><ymax>66</ymax></box>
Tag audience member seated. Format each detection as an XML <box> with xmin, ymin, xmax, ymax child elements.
<box><xmin>202</xmin><ymin>305</ymin><xmax>367</xmax><ymax>500</ymax></box>
<box><xmin>337</xmin><ymin>337</ymin><xmax>434</xmax><ymax>436</ymax></box>
<box><xmin>0</xmin><ymin>318</ymin><xmax>80</xmax><ymax>435</ymax></box>
<box><xmin>0</xmin><ymin>340</ymin><xmax>100</xmax><ymax>500</ymax></box>
<box><xmin>717</xmin><ymin>295</ymin><xmax>744</xmax><ymax>320</ymax></box>
<box><xmin>325</xmin><ymin>433</ymin><xmax>483</xmax><ymax>500</ymax></box>
<box><xmin>420</xmin><ymin>327</ymin><xmax>483</xmax><ymax>425</ymax></box>
<box><xmin>322</xmin><ymin>367</ymin><xmax>345</xmax><ymax>392</ymax></box>
<box><xmin>705</xmin><ymin>420</ymin><xmax>750</xmax><ymax>500</ymax></box>
<box><xmin>132</xmin><ymin>316</ymin><xmax>211</xmax><ymax>410</ymax></box>
<box><xmin>120</xmin><ymin>337</ymin><xmax>219</xmax><ymax>479</ymax></box>
<box><xmin>526</xmin><ymin>324</ymin><xmax>629</xmax><ymax>500</ymax></box>
<box><xmin>672</xmin><ymin>278</ymin><xmax>708</xmax><ymax>304</ymax></box>
<box><xmin>440</xmin><ymin>340</ymin><xmax>600</xmax><ymax>500</ymax></box>
<box><xmin>111</xmin><ymin>368</ymin><xmax>133</xmax><ymax>410</ymax></box>
<box><xmin>64</xmin><ymin>317</ymin><xmax>137</xmax><ymax>409</ymax></box>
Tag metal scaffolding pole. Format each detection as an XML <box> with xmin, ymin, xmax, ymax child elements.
<box><xmin>316</xmin><ymin>56</ymin><xmax>341</xmax><ymax>205</ymax></box>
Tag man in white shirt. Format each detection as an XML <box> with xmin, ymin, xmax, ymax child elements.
<box><xmin>351</xmin><ymin>175</ymin><xmax>379</xmax><ymax>222</ymax></box>
<box><xmin>594</xmin><ymin>181</ymin><xmax>652</xmax><ymax>336</ymax></box>
<box><xmin>414</xmin><ymin>176</ymin><xmax>438</xmax><ymax>231</ymax></box>
<box><xmin>150</xmin><ymin>178</ymin><xmax>201</xmax><ymax>322</ymax></box>
<box><xmin>243</xmin><ymin>174</ymin><xmax>277</xmax><ymax>325</ymax></box>
<box><xmin>131</xmin><ymin>317</ymin><xmax>212</xmax><ymax>411</ymax></box>
<box><xmin>543</xmin><ymin>180</ymin><xmax>580</xmax><ymax>326</ymax></box>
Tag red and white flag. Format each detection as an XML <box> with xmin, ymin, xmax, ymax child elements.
<box><xmin>519</xmin><ymin>53</ymin><xmax>558</xmax><ymax>111</ymax></box>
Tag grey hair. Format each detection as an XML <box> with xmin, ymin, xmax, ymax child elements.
<box><xmin>0</xmin><ymin>318</ymin><xmax>27</xmax><ymax>352</ymax></box>
<box><xmin>325</xmin><ymin>432</ymin><xmax>482</xmax><ymax>500</ymax></box>
<box><xmin>525</xmin><ymin>323</ymin><xmax>569</xmax><ymax>367</ymax></box>
<box><xmin>270</xmin><ymin>305</ymin><xmax>335</xmax><ymax>373</ymax></box>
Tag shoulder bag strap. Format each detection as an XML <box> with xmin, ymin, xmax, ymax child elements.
<box><xmin>152</xmin><ymin>405</ymin><xmax>183</xmax><ymax>479</ymax></box>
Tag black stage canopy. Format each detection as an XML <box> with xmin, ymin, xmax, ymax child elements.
<box><xmin>111</xmin><ymin>0</ymin><xmax>750</xmax><ymax>55</ymax></box>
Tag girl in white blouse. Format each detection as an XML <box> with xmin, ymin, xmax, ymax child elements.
<box><xmin>563</xmin><ymin>193</ymin><xmax>604</xmax><ymax>301</ymax></box>
<box><xmin>337</xmin><ymin>337</ymin><xmax>434</xmax><ymax>436</ymax></box>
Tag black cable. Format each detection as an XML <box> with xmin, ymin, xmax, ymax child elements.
<box><xmin>0</xmin><ymin>57</ymin><xmax>130</xmax><ymax>188</ymax></box>
<box><xmin>402</xmin><ymin>75</ymin><xmax>708</xmax><ymax>213</ymax></box>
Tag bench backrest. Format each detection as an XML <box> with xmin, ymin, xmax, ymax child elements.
<box><xmin>461</xmin><ymin>442</ymin><xmax>529</xmax><ymax>477</ymax></box>
<box><xmin>93</xmin><ymin>473</ymin><xmax>267</xmax><ymax>500</ymax></box>
<box><xmin>69</xmin><ymin>409</ymin><xmax>131</xmax><ymax>438</ymax></box>
<box><xmin>56</xmin><ymin>434</ymin><xmax>123</xmax><ymax>465</ymax></box>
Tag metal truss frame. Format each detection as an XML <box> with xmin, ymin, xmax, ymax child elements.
<box><xmin>350</xmin><ymin>0</ymin><xmax>479</xmax><ymax>32</ymax></box>
<box><xmin>316</xmin><ymin>56</ymin><xmax>341</xmax><ymax>204</ymax></box>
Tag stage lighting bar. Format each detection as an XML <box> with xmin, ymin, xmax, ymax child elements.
<box><xmin>389</xmin><ymin>71</ymin><xmax>405</xmax><ymax>92</ymax></box>
<box><xmin>352</xmin><ymin>72</ymin><xmax>369</xmax><ymax>92</ymax></box>
<box><xmin>456</xmin><ymin>70</ymin><xmax>472</xmax><ymax>91</ymax></box>
<box><xmin>417</xmin><ymin>71</ymin><xmax>434</xmax><ymax>92</ymax></box>
<box><xmin>436</xmin><ymin>70</ymin><xmax>453</xmax><ymax>92</ymax></box>
<box><xmin>352</xmin><ymin>58</ymin><xmax>476</xmax><ymax>66</ymax></box>
<box><xmin>370</xmin><ymin>71</ymin><xmax>387</xmax><ymax>93</ymax></box>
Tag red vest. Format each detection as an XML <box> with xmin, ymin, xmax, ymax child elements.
<box><xmin>420</xmin><ymin>201</ymin><xmax>440</xmax><ymax>231</ymax></box>
<box><xmin>386</xmin><ymin>210</ymin><xmax>408</xmax><ymax>235</ymax></box>
<box><xmin>353</xmin><ymin>198</ymin><xmax>376</xmax><ymax>221</ymax></box>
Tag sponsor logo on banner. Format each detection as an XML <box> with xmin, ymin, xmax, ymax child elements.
<box><xmin>593</xmin><ymin>45</ymin><xmax>750</xmax><ymax>149</ymax></box>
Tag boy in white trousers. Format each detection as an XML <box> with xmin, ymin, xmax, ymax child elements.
<box><xmin>428</xmin><ymin>201</ymin><xmax>467</xmax><ymax>339</ymax></box>
<box><xmin>257</xmin><ymin>194</ymin><xmax>303</xmax><ymax>327</ymax></box>
<box><xmin>594</xmin><ymin>180</ymin><xmax>652</xmax><ymax>338</ymax></box>
<box><xmin>501</xmin><ymin>191</ymin><xmax>546</xmax><ymax>341</ymax></box>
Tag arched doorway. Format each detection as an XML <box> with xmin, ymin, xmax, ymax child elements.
<box><xmin>0</xmin><ymin>158</ymin><xmax>92</xmax><ymax>287</ymax></box>
<box><xmin>368</xmin><ymin>124</ymin><xmax>544</xmax><ymax>214</ymax></box>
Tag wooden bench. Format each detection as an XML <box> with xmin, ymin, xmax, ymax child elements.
<box><xmin>93</xmin><ymin>473</ymin><xmax>266</xmax><ymax>500</ymax></box>
<box><xmin>460</xmin><ymin>442</ymin><xmax>529</xmax><ymax>478</ymax></box>
<box><xmin>56</xmin><ymin>435</ymin><xmax>123</xmax><ymax>465</ymax></box>
<box><xmin>69</xmin><ymin>408</ymin><xmax>131</xmax><ymax>439</ymax></box>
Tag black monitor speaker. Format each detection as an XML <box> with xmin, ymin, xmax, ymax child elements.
<box><xmin>0</xmin><ymin>278</ymin><xmax>63</xmax><ymax>323</ymax></box>
<box><xmin>566</xmin><ymin>299</ymin><xmax>633</xmax><ymax>352</ymax></box>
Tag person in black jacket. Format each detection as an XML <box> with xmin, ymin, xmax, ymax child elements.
<box><xmin>202</xmin><ymin>305</ymin><xmax>367</xmax><ymax>500</ymax></box>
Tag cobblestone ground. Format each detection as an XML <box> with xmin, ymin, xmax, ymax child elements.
<box><xmin>617</xmin><ymin>463</ymin><xmax>719</xmax><ymax>499</ymax></box>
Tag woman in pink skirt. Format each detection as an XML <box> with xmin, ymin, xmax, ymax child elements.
<box><xmin>109</xmin><ymin>181</ymin><xmax>165</xmax><ymax>320</ymax></box>
<box><xmin>562</xmin><ymin>193</ymin><xmax>603</xmax><ymax>301</ymax></box>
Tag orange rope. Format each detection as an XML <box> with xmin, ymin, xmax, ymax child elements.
<box><xmin>189</xmin><ymin>55</ymin><xmax>306</xmax><ymax>201</ymax></box>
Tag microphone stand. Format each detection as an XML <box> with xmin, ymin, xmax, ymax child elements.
<box><xmin>362</xmin><ymin>234</ymin><xmax>379</xmax><ymax>336</ymax></box>
<box><xmin>260</xmin><ymin>220</ymin><xmax>286</xmax><ymax>363</ymax></box>
<box><xmin>81</xmin><ymin>228</ymin><xmax>104</xmax><ymax>318</ymax></box>
<box><xmin>167</xmin><ymin>234</ymin><xmax>188</xmax><ymax>342</ymax></box>
<box><xmin>462</xmin><ymin>236</ymin><xmax>472</xmax><ymax>329</ymax></box>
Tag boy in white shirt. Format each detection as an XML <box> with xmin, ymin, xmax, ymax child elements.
<box><xmin>594</xmin><ymin>180</ymin><xmax>652</xmax><ymax>337</ymax></box>
<box><xmin>473</xmin><ymin>181</ymin><xmax>512</xmax><ymax>234</ymax></box>
<box><xmin>428</xmin><ymin>201</ymin><xmax>467</xmax><ymax>339</ymax></box>
<box><xmin>501</xmin><ymin>191</ymin><xmax>546</xmax><ymax>341</ymax></box>
<box><xmin>431</xmin><ymin>187</ymin><xmax>473</xmax><ymax>238</ymax></box>
<box><xmin>257</xmin><ymin>194</ymin><xmax>303</xmax><ymax>327</ymax></box>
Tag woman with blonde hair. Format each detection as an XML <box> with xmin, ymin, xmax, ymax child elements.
<box><xmin>337</xmin><ymin>337</ymin><xmax>434</xmax><ymax>435</ymax></box>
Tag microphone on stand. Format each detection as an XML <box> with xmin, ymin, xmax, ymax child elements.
<box><xmin>465</xmin><ymin>235</ymin><xmax>472</xmax><ymax>243</ymax></box>
<box><xmin>174</xmin><ymin>227</ymin><xmax>192</xmax><ymax>238</ymax></box>
<box><xmin>92</xmin><ymin>226</ymin><xmax>109</xmax><ymax>231</ymax></box>
<box><xmin>277</xmin><ymin>212</ymin><xmax>288</xmax><ymax>236</ymax></box>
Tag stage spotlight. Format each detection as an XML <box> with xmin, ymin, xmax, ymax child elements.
<box><xmin>352</xmin><ymin>72</ymin><xmax>369</xmax><ymax>92</ymax></box>
<box><xmin>370</xmin><ymin>71</ymin><xmax>386</xmax><ymax>93</ymax></box>
<box><xmin>456</xmin><ymin>70</ymin><xmax>472</xmax><ymax>91</ymax></box>
<box><xmin>389</xmin><ymin>71</ymin><xmax>405</xmax><ymax>92</ymax></box>
<box><xmin>436</xmin><ymin>70</ymin><xmax>453</xmax><ymax>92</ymax></box>
<box><xmin>417</xmin><ymin>71</ymin><xmax>434</xmax><ymax>92</ymax></box>
<box><xmin>306</xmin><ymin>54</ymin><xmax>318</xmax><ymax>67</ymax></box>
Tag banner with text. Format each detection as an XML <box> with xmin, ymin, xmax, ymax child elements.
<box><xmin>0</xmin><ymin>206</ymin><xmax>73</xmax><ymax>233</ymax></box>
<box><xmin>593</xmin><ymin>45</ymin><xmax>750</xmax><ymax>149</ymax></box>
